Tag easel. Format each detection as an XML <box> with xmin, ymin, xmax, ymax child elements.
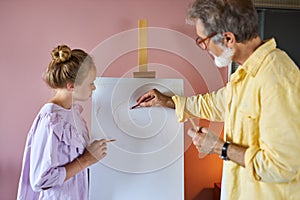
<box><xmin>89</xmin><ymin>20</ymin><xmax>184</xmax><ymax>200</ymax></box>
<box><xmin>133</xmin><ymin>19</ymin><xmax>156</xmax><ymax>78</ymax></box>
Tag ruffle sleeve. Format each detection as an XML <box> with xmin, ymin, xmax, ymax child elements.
<box><xmin>49</xmin><ymin>112</ymin><xmax>87</xmax><ymax>152</ymax></box>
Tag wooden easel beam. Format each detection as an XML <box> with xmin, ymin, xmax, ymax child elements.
<box><xmin>134</xmin><ymin>19</ymin><xmax>156</xmax><ymax>78</ymax></box>
<box><xmin>138</xmin><ymin>19</ymin><xmax>148</xmax><ymax>72</ymax></box>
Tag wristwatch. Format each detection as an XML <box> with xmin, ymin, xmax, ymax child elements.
<box><xmin>220</xmin><ymin>141</ymin><xmax>230</xmax><ymax>161</ymax></box>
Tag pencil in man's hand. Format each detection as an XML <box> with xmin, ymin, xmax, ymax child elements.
<box><xmin>130</xmin><ymin>95</ymin><xmax>155</xmax><ymax>110</ymax></box>
<box><xmin>189</xmin><ymin>118</ymin><xmax>202</xmax><ymax>133</ymax></box>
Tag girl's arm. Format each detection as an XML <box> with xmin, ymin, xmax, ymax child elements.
<box><xmin>64</xmin><ymin>139</ymin><xmax>107</xmax><ymax>181</ymax></box>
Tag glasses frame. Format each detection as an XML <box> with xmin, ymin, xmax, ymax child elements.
<box><xmin>195</xmin><ymin>32</ymin><xmax>218</xmax><ymax>50</ymax></box>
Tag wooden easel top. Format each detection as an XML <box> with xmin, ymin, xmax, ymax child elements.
<box><xmin>133</xmin><ymin>19</ymin><xmax>156</xmax><ymax>78</ymax></box>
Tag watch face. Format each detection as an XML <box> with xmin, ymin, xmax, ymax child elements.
<box><xmin>221</xmin><ymin>142</ymin><xmax>230</xmax><ymax>161</ymax></box>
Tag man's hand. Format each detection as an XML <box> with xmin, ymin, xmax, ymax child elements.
<box><xmin>136</xmin><ymin>88</ymin><xmax>175</xmax><ymax>109</ymax></box>
<box><xmin>187</xmin><ymin>127</ymin><xmax>223</xmax><ymax>156</ymax></box>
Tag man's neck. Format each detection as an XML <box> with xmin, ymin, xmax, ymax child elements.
<box><xmin>234</xmin><ymin>36</ymin><xmax>263</xmax><ymax>65</ymax></box>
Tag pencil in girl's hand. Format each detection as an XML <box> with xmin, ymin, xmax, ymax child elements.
<box><xmin>105</xmin><ymin>139</ymin><xmax>116</xmax><ymax>143</ymax></box>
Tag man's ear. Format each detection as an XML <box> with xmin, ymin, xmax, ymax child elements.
<box><xmin>223</xmin><ymin>32</ymin><xmax>235</xmax><ymax>48</ymax></box>
<box><xmin>66</xmin><ymin>82</ymin><xmax>74</xmax><ymax>91</ymax></box>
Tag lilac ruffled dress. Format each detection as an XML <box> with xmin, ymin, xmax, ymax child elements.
<box><xmin>17</xmin><ymin>103</ymin><xmax>90</xmax><ymax>200</ymax></box>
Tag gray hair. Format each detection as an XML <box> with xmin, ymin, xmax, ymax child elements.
<box><xmin>187</xmin><ymin>0</ymin><xmax>259</xmax><ymax>44</ymax></box>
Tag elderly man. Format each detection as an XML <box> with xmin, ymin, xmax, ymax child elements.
<box><xmin>136</xmin><ymin>0</ymin><xmax>300</xmax><ymax>199</ymax></box>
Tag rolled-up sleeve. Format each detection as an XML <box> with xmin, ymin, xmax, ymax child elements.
<box><xmin>30</xmin><ymin>115</ymin><xmax>66</xmax><ymax>191</ymax></box>
<box><xmin>172</xmin><ymin>95</ymin><xmax>187</xmax><ymax>122</ymax></box>
<box><xmin>245</xmin><ymin>72</ymin><xmax>300</xmax><ymax>183</ymax></box>
<box><xmin>172</xmin><ymin>87</ymin><xmax>226</xmax><ymax>123</ymax></box>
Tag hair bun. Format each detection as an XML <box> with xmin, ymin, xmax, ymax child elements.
<box><xmin>51</xmin><ymin>45</ymin><xmax>72</xmax><ymax>63</ymax></box>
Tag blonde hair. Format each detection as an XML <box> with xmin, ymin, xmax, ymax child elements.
<box><xmin>44</xmin><ymin>45</ymin><xmax>95</xmax><ymax>88</ymax></box>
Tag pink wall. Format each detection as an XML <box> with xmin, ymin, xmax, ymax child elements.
<box><xmin>0</xmin><ymin>0</ymin><xmax>227</xmax><ymax>199</ymax></box>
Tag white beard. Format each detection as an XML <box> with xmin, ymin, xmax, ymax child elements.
<box><xmin>210</xmin><ymin>46</ymin><xmax>234</xmax><ymax>68</ymax></box>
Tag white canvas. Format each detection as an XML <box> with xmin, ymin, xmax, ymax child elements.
<box><xmin>89</xmin><ymin>77</ymin><xmax>184</xmax><ymax>200</ymax></box>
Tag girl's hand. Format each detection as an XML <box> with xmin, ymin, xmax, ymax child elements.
<box><xmin>81</xmin><ymin>139</ymin><xmax>107</xmax><ymax>166</ymax></box>
<box><xmin>64</xmin><ymin>139</ymin><xmax>108</xmax><ymax>181</ymax></box>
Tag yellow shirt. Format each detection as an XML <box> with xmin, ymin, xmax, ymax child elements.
<box><xmin>172</xmin><ymin>39</ymin><xmax>300</xmax><ymax>200</ymax></box>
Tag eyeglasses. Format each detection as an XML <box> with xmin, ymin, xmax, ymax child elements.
<box><xmin>195</xmin><ymin>32</ymin><xmax>218</xmax><ymax>50</ymax></box>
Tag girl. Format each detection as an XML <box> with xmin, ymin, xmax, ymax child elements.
<box><xmin>17</xmin><ymin>45</ymin><xmax>107</xmax><ymax>200</ymax></box>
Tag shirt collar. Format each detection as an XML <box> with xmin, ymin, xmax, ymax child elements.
<box><xmin>230</xmin><ymin>38</ymin><xmax>277</xmax><ymax>83</ymax></box>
